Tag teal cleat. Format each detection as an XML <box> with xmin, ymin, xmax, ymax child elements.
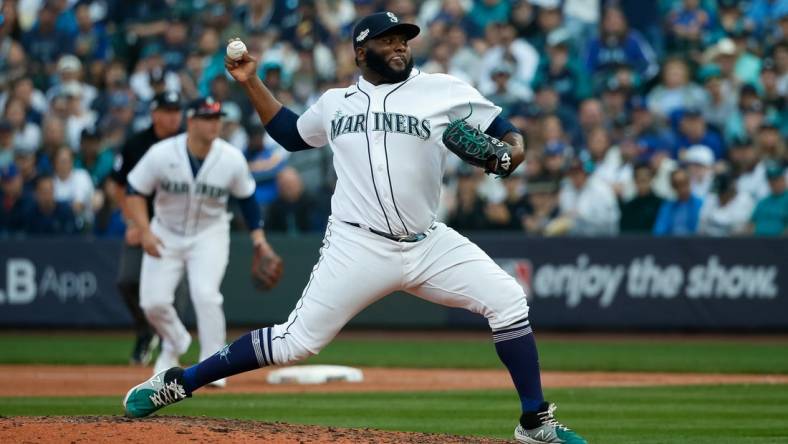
<box><xmin>123</xmin><ymin>367</ymin><xmax>191</xmax><ymax>418</ymax></box>
<box><xmin>514</xmin><ymin>402</ymin><xmax>588</xmax><ymax>444</ymax></box>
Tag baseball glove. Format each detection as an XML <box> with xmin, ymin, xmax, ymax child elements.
<box><xmin>251</xmin><ymin>244</ymin><xmax>284</xmax><ymax>291</ymax></box>
<box><xmin>442</xmin><ymin>108</ymin><xmax>513</xmax><ymax>178</ymax></box>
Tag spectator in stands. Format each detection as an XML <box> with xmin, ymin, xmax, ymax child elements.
<box><xmin>46</xmin><ymin>55</ymin><xmax>98</xmax><ymax>111</ymax></box>
<box><xmin>522</xmin><ymin>178</ymin><xmax>560</xmax><ymax>236</ymax></box>
<box><xmin>682</xmin><ymin>144</ymin><xmax>715</xmax><ymax>198</ymax></box>
<box><xmin>72</xmin><ymin>2</ymin><xmax>109</xmax><ymax>63</ymax></box>
<box><xmin>220</xmin><ymin>102</ymin><xmax>249</xmax><ymax>151</ymax></box>
<box><xmin>698</xmin><ymin>172</ymin><xmax>754</xmax><ymax>237</ymax></box>
<box><xmin>4</xmin><ymin>97</ymin><xmax>41</xmax><ymax>153</ymax></box>
<box><xmin>22</xmin><ymin>174</ymin><xmax>77</xmax><ymax>235</ymax></box>
<box><xmin>584</xmin><ymin>126</ymin><xmax>621</xmax><ymax>187</ymax></box>
<box><xmin>557</xmin><ymin>158</ymin><xmax>620</xmax><ymax>236</ymax></box>
<box><xmin>0</xmin><ymin>163</ymin><xmax>33</xmax><ymax>235</ymax></box>
<box><xmin>749</xmin><ymin>161</ymin><xmax>788</xmax><ymax>236</ymax></box>
<box><xmin>92</xmin><ymin>178</ymin><xmax>126</xmax><ymax>239</ymax></box>
<box><xmin>619</xmin><ymin>162</ymin><xmax>663</xmax><ymax>234</ymax></box>
<box><xmin>628</xmin><ymin>96</ymin><xmax>675</xmax><ymax>153</ymax></box>
<box><xmin>647</xmin><ymin>145</ymin><xmax>679</xmax><ymax>199</ymax></box>
<box><xmin>52</xmin><ymin>146</ymin><xmax>94</xmax><ymax>227</ymax></box>
<box><xmin>542</xmin><ymin>141</ymin><xmax>570</xmax><ymax>185</ymax></box>
<box><xmin>728</xmin><ymin>136</ymin><xmax>770</xmax><ymax>201</ymax></box>
<box><xmin>759</xmin><ymin>60</ymin><xmax>785</xmax><ymax>124</ymax></box>
<box><xmin>531</xmin><ymin>0</ymin><xmax>564</xmax><ymax>55</ymax></box>
<box><xmin>266</xmin><ymin>167</ymin><xmax>319</xmax><ymax>235</ymax></box>
<box><xmin>599</xmin><ymin>79</ymin><xmax>630</xmax><ymax>138</ymax></box>
<box><xmin>13</xmin><ymin>149</ymin><xmax>39</xmax><ymax>194</ymax></box>
<box><xmin>533</xmin><ymin>83</ymin><xmax>577</xmax><ymax>132</ymax></box>
<box><xmin>585</xmin><ymin>5</ymin><xmax>658</xmax><ymax>88</ymax></box>
<box><xmin>75</xmin><ymin>127</ymin><xmax>113</xmax><ymax>186</ymax></box>
<box><xmin>471</xmin><ymin>0</ymin><xmax>512</xmax><ymax>37</ymax></box>
<box><xmin>647</xmin><ymin>58</ymin><xmax>707</xmax><ymax>121</ymax></box>
<box><xmin>21</xmin><ymin>3</ymin><xmax>68</xmax><ymax>86</ymax></box>
<box><xmin>673</xmin><ymin>109</ymin><xmax>725</xmax><ymax>160</ymax></box>
<box><xmin>479</xmin><ymin>22</ymin><xmax>539</xmax><ymax>99</ymax></box>
<box><xmin>485</xmin><ymin>170</ymin><xmax>528</xmax><ymax>230</ymax></box>
<box><xmin>666</xmin><ymin>0</ymin><xmax>711</xmax><ymax>58</ymax></box>
<box><xmin>570</xmin><ymin>98</ymin><xmax>605</xmax><ymax>149</ymax></box>
<box><xmin>447</xmin><ymin>166</ymin><xmax>490</xmax><ymax>231</ymax></box>
<box><xmin>532</xmin><ymin>28</ymin><xmax>590</xmax><ymax>108</ymax></box>
<box><xmin>699</xmin><ymin>64</ymin><xmax>738</xmax><ymax>132</ymax></box>
<box><xmin>485</xmin><ymin>63</ymin><xmax>528</xmax><ymax>117</ymax></box>
<box><xmin>0</xmin><ymin>120</ymin><xmax>13</xmax><ymax>168</ymax></box>
<box><xmin>756</xmin><ymin>123</ymin><xmax>785</xmax><ymax>163</ymax></box>
<box><xmin>246</xmin><ymin>126</ymin><xmax>287</xmax><ymax>211</ymax></box>
<box><xmin>653</xmin><ymin>168</ymin><xmax>703</xmax><ymax>236</ymax></box>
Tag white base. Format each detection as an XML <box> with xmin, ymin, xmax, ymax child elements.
<box><xmin>266</xmin><ymin>365</ymin><xmax>364</xmax><ymax>385</ymax></box>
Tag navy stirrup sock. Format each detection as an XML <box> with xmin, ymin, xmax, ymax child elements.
<box><xmin>182</xmin><ymin>327</ymin><xmax>274</xmax><ymax>392</ymax></box>
<box><xmin>493</xmin><ymin>318</ymin><xmax>544</xmax><ymax>412</ymax></box>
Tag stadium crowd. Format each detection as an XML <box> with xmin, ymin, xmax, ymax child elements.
<box><xmin>0</xmin><ymin>0</ymin><xmax>786</xmax><ymax>238</ymax></box>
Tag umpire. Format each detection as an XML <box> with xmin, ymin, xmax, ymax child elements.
<box><xmin>111</xmin><ymin>91</ymin><xmax>183</xmax><ymax>365</ymax></box>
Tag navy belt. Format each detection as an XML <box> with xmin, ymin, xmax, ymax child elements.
<box><xmin>344</xmin><ymin>221</ymin><xmax>436</xmax><ymax>243</ymax></box>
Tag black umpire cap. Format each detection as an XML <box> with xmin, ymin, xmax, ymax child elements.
<box><xmin>150</xmin><ymin>91</ymin><xmax>182</xmax><ymax>111</ymax></box>
<box><xmin>186</xmin><ymin>96</ymin><xmax>225</xmax><ymax>118</ymax></box>
<box><xmin>352</xmin><ymin>12</ymin><xmax>420</xmax><ymax>49</ymax></box>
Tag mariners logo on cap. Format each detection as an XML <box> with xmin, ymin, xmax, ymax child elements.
<box><xmin>387</xmin><ymin>12</ymin><xmax>398</xmax><ymax>22</ymax></box>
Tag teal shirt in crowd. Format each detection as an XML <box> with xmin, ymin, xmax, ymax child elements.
<box><xmin>751</xmin><ymin>191</ymin><xmax>788</xmax><ymax>236</ymax></box>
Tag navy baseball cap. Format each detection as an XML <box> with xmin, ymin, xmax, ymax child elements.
<box><xmin>352</xmin><ymin>12</ymin><xmax>420</xmax><ymax>49</ymax></box>
<box><xmin>186</xmin><ymin>96</ymin><xmax>225</xmax><ymax>118</ymax></box>
<box><xmin>151</xmin><ymin>91</ymin><xmax>182</xmax><ymax>111</ymax></box>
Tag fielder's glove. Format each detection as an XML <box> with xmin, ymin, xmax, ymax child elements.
<box><xmin>251</xmin><ymin>243</ymin><xmax>284</xmax><ymax>291</ymax></box>
<box><xmin>442</xmin><ymin>113</ymin><xmax>513</xmax><ymax>178</ymax></box>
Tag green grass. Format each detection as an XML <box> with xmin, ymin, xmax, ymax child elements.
<box><xmin>2</xmin><ymin>385</ymin><xmax>788</xmax><ymax>443</ymax></box>
<box><xmin>1</xmin><ymin>333</ymin><xmax>787</xmax><ymax>374</ymax></box>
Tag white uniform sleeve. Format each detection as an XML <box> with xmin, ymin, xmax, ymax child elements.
<box><xmin>446</xmin><ymin>76</ymin><xmax>502</xmax><ymax>132</ymax></box>
<box><xmin>296</xmin><ymin>94</ymin><xmax>328</xmax><ymax>148</ymax></box>
<box><xmin>127</xmin><ymin>146</ymin><xmax>160</xmax><ymax>195</ymax></box>
<box><xmin>230</xmin><ymin>151</ymin><xmax>257</xmax><ymax>198</ymax></box>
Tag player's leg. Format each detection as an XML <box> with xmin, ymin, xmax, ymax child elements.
<box><xmin>124</xmin><ymin>219</ymin><xmax>400</xmax><ymax>417</ymax></box>
<box><xmin>117</xmin><ymin>243</ymin><xmax>159</xmax><ymax>365</ymax></box>
<box><xmin>405</xmin><ymin>224</ymin><xmax>586</xmax><ymax>444</ymax></box>
<box><xmin>184</xmin><ymin>226</ymin><xmax>230</xmax><ymax>385</ymax></box>
<box><xmin>139</xmin><ymin>247</ymin><xmax>190</xmax><ymax>374</ymax></box>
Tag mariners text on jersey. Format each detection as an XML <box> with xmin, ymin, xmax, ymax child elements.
<box><xmin>330</xmin><ymin>111</ymin><xmax>431</xmax><ymax>141</ymax></box>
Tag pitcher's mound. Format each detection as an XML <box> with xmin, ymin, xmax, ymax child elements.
<box><xmin>0</xmin><ymin>416</ymin><xmax>512</xmax><ymax>444</ymax></box>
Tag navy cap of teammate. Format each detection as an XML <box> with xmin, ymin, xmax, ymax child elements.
<box><xmin>352</xmin><ymin>12</ymin><xmax>420</xmax><ymax>49</ymax></box>
<box><xmin>186</xmin><ymin>96</ymin><xmax>225</xmax><ymax>119</ymax></box>
<box><xmin>150</xmin><ymin>91</ymin><xmax>182</xmax><ymax>111</ymax></box>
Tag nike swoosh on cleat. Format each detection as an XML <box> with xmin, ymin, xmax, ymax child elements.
<box><xmin>344</xmin><ymin>91</ymin><xmax>357</xmax><ymax>98</ymax></box>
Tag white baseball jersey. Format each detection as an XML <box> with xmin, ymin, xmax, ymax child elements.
<box><xmin>296</xmin><ymin>69</ymin><xmax>501</xmax><ymax>235</ymax></box>
<box><xmin>128</xmin><ymin>133</ymin><xmax>256</xmax><ymax>237</ymax></box>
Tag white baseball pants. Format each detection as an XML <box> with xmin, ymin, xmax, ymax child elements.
<box><xmin>140</xmin><ymin>221</ymin><xmax>229</xmax><ymax>362</ymax></box>
<box><xmin>265</xmin><ymin>216</ymin><xmax>529</xmax><ymax>365</ymax></box>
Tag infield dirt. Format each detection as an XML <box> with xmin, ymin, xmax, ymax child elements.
<box><xmin>2</xmin><ymin>365</ymin><xmax>788</xmax><ymax>443</ymax></box>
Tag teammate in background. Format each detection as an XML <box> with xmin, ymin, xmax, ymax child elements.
<box><xmin>110</xmin><ymin>92</ymin><xmax>183</xmax><ymax>365</ymax></box>
<box><xmin>124</xmin><ymin>97</ymin><xmax>281</xmax><ymax>388</ymax></box>
<box><xmin>123</xmin><ymin>13</ymin><xmax>587</xmax><ymax>444</ymax></box>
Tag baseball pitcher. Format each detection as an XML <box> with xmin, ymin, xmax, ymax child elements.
<box><xmin>125</xmin><ymin>97</ymin><xmax>282</xmax><ymax>387</ymax></box>
<box><xmin>124</xmin><ymin>12</ymin><xmax>586</xmax><ymax>444</ymax></box>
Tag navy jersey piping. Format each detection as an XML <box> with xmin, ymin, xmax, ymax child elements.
<box><xmin>190</xmin><ymin>146</ymin><xmax>223</xmax><ymax>235</ymax></box>
<box><xmin>355</xmin><ymin>82</ymin><xmax>393</xmax><ymax>234</ymax></box>
<box><xmin>382</xmin><ymin>70</ymin><xmax>420</xmax><ymax>234</ymax></box>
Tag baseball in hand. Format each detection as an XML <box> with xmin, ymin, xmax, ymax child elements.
<box><xmin>226</xmin><ymin>39</ymin><xmax>247</xmax><ymax>60</ymax></box>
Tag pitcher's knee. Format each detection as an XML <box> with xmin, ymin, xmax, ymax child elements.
<box><xmin>487</xmin><ymin>284</ymin><xmax>530</xmax><ymax>331</ymax></box>
<box><xmin>273</xmin><ymin>337</ymin><xmax>316</xmax><ymax>365</ymax></box>
<box><xmin>141</xmin><ymin>301</ymin><xmax>171</xmax><ymax>316</ymax></box>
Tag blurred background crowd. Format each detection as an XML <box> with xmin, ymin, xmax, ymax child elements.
<box><xmin>0</xmin><ymin>0</ymin><xmax>786</xmax><ymax>238</ymax></box>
